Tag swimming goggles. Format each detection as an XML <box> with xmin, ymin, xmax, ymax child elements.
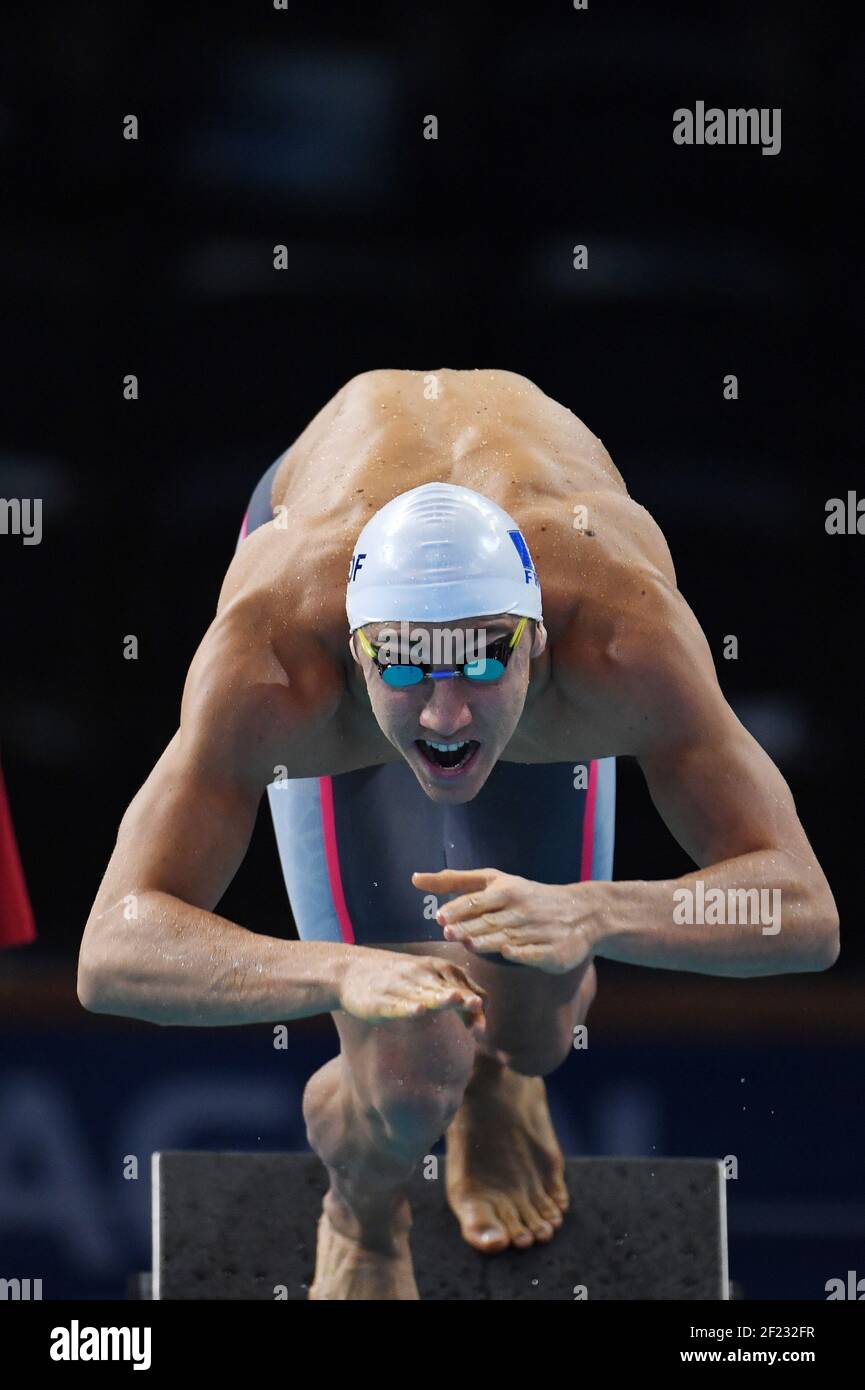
<box><xmin>356</xmin><ymin>617</ymin><xmax>528</xmax><ymax>688</ymax></box>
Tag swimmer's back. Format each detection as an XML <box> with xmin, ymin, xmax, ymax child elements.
<box><xmin>217</xmin><ymin>366</ymin><xmax>671</xmax><ymax>648</ymax></box>
<box><xmin>204</xmin><ymin>368</ymin><xmax>684</xmax><ymax>772</ymax></box>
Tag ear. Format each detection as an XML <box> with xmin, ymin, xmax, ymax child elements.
<box><xmin>348</xmin><ymin>632</ymin><xmax>361</xmax><ymax>665</ymax></box>
<box><xmin>530</xmin><ymin>620</ymin><xmax>547</xmax><ymax>658</ymax></box>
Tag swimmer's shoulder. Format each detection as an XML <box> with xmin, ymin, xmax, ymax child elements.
<box><xmin>179</xmin><ymin>601</ymin><xmax>339</xmax><ymax>783</ymax></box>
<box><xmin>548</xmin><ymin>492</ymin><xmax>712</xmax><ymax>738</ymax></box>
<box><xmin>219</xmin><ymin>510</ymin><xmax>351</xmax><ymax>660</ymax></box>
<box><xmin>179</xmin><ymin>528</ymin><xmax>350</xmax><ymax>756</ymax></box>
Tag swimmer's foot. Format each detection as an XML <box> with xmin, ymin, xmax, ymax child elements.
<box><xmin>445</xmin><ymin>1055</ymin><xmax>569</xmax><ymax>1253</ymax></box>
<box><xmin>307</xmin><ymin>1193</ymin><xmax>420</xmax><ymax>1300</ymax></box>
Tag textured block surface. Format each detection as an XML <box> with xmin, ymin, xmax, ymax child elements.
<box><xmin>153</xmin><ymin>1151</ymin><xmax>728</xmax><ymax>1300</ymax></box>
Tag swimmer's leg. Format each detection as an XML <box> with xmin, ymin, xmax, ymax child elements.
<box><xmin>445</xmin><ymin>954</ymin><xmax>598</xmax><ymax>1254</ymax></box>
<box><xmin>303</xmin><ymin>1004</ymin><xmax>475</xmax><ymax>1300</ymax></box>
<box><xmin>436</xmin><ymin>756</ymin><xmax>613</xmax><ymax>1252</ymax></box>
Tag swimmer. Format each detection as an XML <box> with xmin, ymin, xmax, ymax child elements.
<box><xmin>78</xmin><ymin>369</ymin><xmax>839</xmax><ymax>1300</ymax></box>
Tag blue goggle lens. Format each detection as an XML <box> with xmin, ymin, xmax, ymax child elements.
<box><xmin>381</xmin><ymin>665</ymin><xmax>425</xmax><ymax>687</ymax></box>
<box><xmin>380</xmin><ymin>657</ymin><xmax>507</xmax><ymax>687</ymax></box>
<box><xmin>463</xmin><ymin>657</ymin><xmax>506</xmax><ymax>682</ymax></box>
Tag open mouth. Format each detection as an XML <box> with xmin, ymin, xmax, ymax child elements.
<box><xmin>416</xmin><ymin>738</ymin><xmax>481</xmax><ymax>775</ymax></box>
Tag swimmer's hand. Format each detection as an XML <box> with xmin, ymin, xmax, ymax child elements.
<box><xmin>338</xmin><ymin>951</ymin><xmax>487</xmax><ymax>1036</ymax></box>
<box><xmin>413</xmin><ymin>868</ymin><xmax>604</xmax><ymax>974</ymax></box>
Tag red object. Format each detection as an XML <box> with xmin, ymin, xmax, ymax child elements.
<box><xmin>0</xmin><ymin>760</ymin><xmax>36</xmax><ymax>947</ymax></box>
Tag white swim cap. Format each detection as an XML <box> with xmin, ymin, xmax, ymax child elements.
<box><xmin>345</xmin><ymin>482</ymin><xmax>543</xmax><ymax>629</ymax></box>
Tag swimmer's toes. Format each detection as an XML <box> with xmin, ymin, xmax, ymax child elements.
<box><xmin>453</xmin><ymin>1195</ymin><xmax>511</xmax><ymax>1253</ymax></box>
<box><xmin>495</xmin><ymin>1195</ymin><xmax>534</xmax><ymax>1248</ymax></box>
<box><xmin>548</xmin><ymin>1170</ymin><xmax>570</xmax><ymax>1211</ymax></box>
<box><xmin>515</xmin><ymin>1196</ymin><xmax>554</xmax><ymax>1243</ymax></box>
<box><xmin>534</xmin><ymin>1191</ymin><xmax>564</xmax><ymax>1226</ymax></box>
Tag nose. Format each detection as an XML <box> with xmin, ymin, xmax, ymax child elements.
<box><xmin>418</xmin><ymin>678</ymin><xmax>473</xmax><ymax>737</ymax></box>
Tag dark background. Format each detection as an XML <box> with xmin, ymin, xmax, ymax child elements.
<box><xmin>0</xmin><ymin>0</ymin><xmax>860</xmax><ymax>1300</ymax></box>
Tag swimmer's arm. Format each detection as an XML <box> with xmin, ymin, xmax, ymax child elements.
<box><xmin>78</xmin><ymin>629</ymin><xmax>357</xmax><ymax>1026</ymax></box>
<box><xmin>595</xmin><ymin>602</ymin><xmax>840</xmax><ymax>977</ymax></box>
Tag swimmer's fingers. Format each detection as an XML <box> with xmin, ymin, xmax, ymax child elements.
<box><xmin>464</xmin><ymin>934</ymin><xmax>573</xmax><ymax>974</ymax></box>
<box><xmin>434</xmin><ymin>966</ymin><xmax>487</xmax><ymax>1033</ymax></box>
<box><xmin>412</xmin><ymin>982</ymin><xmax>484</xmax><ymax>1013</ymax></box>
<box><xmin>438</xmin><ymin>888</ymin><xmax>512</xmax><ymax>927</ymax></box>
<box><xmin>445</xmin><ymin>911</ymin><xmax>531</xmax><ymax>945</ymax></box>
<box><xmin>440</xmin><ymin>881</ymin><xmax>601</xmax><ymax>971</ymax></box>
<box><xmin>412</xmin><ymin>867</ymin><xmax>500</xmax><ymax>897</ymax></box>
<box><xmin>447</xmin><ymin>920</ymin><xmax>528</xmax><ymax>954</ymax></box>
<box><xmin>368</xmin><ymin>986</ymin><xmax>485</xmax><ymax>1027</ymax></box>
<box><xmin>340</xmin><ymin>954</ymin><xmax>485</xmax><ymax>1027</ymax></box>
<box><xmin>431</xmin><ymin>962</ymin><xmax>488</xmax><ymax>1027</ymax></box>
<box><xmin>462</xmin><ymin>927</ymin><xmax>593</xmax><ymax>975</ymax></box>
<box><xmin>433</xmin><ymin>958</ymin><xmax>488</xmax><ymax>997</ymax></box>
<box><xmin>425</xmin><ymin>872</ymin><xmax>520</xmax><ymax>927</ymax></box>
<box><xmin>408</xmin><ymin>989</ymin><xmax>487</xmax><ymax>1036</ymax></box>
<box><xmin>441</xmin><ymin>905</ymin><xmax>525</xmax><ymax>942</ymax></box>
<box><xmin>396</xmin><ymin>961</ymin><xmax>487</xmax><ymax>1029</ymax></box>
